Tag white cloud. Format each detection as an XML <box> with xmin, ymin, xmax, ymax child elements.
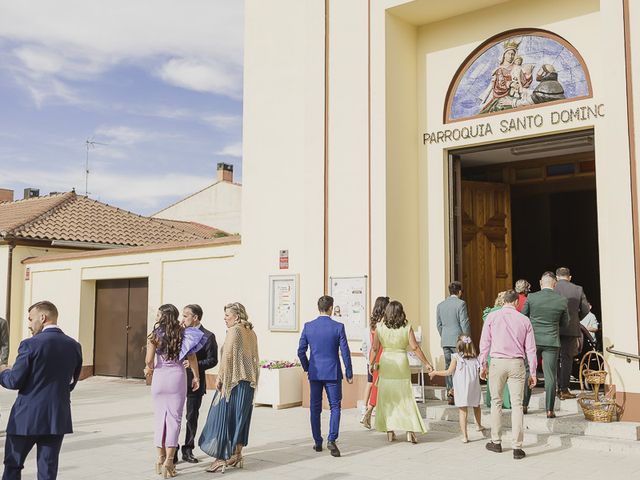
<box><xmin>94</xmin><ymin>126</ymin><xmax>153</xmax><ymax>145</ymax></box>
<box><xmin>0</xmin><ymin>1</ymin><xmax>244</xmax><ymax>100</ymax></box>
<box><xmin>216</xmin><ymin>142</ymin><xmax>242</xmax><ymax>158</ymax></box>
<box><xmin>202</xmin><ymin>113</ymin><xmax>242</xmax><ymax>129</ymax></box>
<box><xmin>24</xmin><ymin>76</ymin><xmax>82</xmax><ymax>108</ymax></box>
<box><xmin>158</xmin><ymin>58</ymin><xmax>241</xmax><ymax>98</ymax></box>
<box><xmin>1</xmin><ymin>163</ymin><xmax>211</xmax><ymax>212</ymax></box>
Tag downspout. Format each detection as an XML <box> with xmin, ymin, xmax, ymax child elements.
<box><xmin>5</xmin><ymin>241</ymin><xmax>15</xmax><ymax>327</ymax></box>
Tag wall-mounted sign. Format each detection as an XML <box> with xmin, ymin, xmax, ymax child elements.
<box><xmin>268</xmin><ymin>274</ymin><xmax>298</xmax><ymax>332</ymax></box>
<box><xmin>424</xmin><ymin>103</ymin><xmax>604</xmax><ymax>145</ymax></box>
<box><xmin>330</xmin><ymin>276</ymin><xmax>367</xmax><ymax>341</ymax></box>
<box><xmin>279</xmin><ymin>249</ymin><xmax>289</xmax><ymax>269</ymax></box>
<box><xmin>445</xmin><ymin>29</ymin><xmax>591</xmax><ymax>123</ymax></box>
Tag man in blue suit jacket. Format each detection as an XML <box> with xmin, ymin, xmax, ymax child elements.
<box><xmin>298</xmin><ymin>295</ymin><xmax>352</xmax><ymax>457</ymax></box>
<box><xmin>0</xmin><ymin>301</ymin><xmax>83</xmax><ymax>480</ymax></box>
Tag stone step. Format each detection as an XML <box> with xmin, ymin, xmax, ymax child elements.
<box><xmin>423</xmin><ymin>386</ymin><xmax>448</xmax><ymax>400</ymax></box>
<box><xmin>425</xmin><ymin>420</ymin><xmax>640</xmax><ymax>454</ymax></box>
<box><xmin>423</xmin><ymin>403</ymin><xmax>640</xmax><ymax>441</ymax></box>
<box><xmin>423</xmin><ymin>387</ymin><xmax>581</xmax><ymax>412</ymax></box>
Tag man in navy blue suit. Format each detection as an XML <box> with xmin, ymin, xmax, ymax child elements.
<box><xmin>297</xmin><ymin>295</ymin><xmax>353</xmax><ymax>458</ymax></box>
<box><xmin>0</xmin><ymin>301</ymin><xmax>83</xmax><ymax>480</ymax></box>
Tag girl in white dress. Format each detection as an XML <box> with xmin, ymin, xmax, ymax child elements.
<box><xmin>430</xmin><ymin>335</ymin><xmax>484</xmax><ymax>442</ymax></box>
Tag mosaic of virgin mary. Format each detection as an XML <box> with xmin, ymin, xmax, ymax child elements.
<box><xmin>448</xmin><ymin>32</ymin><xmax>590</xmax><ymax>122</ymax></box>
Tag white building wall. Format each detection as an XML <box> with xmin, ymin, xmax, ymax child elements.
<box><xmin>23</xmin><ymin>242</ymin><xmax>240</xmax><ymax>368</ymax></box>
<box><xmin>0</xmin><ymin>245</ymin><xmax>9</xmax><ymax>320</ymax></box>
<box><xmin>153</xmin><ymin>181</ymin><xmax>242</xmax><ymax>234</ymax></box>
<box><xmin>241</xmin><ymin>0</ymin><xmax>326</xmax><ymax>362</ymax></box>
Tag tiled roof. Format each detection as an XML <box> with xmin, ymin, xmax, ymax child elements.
<box><xmin>0</xmin><ymin>192</ymin><xmax>218</xmax><ymax>247</ymax></box>
<box><xmin>0</xmin><ymin>192</ymin><xmax>73</xmax><ymax>234</ymax></box>
<box><xmin>153</xmin><ymin>218</ymin><xmax>229</xmax><ymax>238</ymax></box>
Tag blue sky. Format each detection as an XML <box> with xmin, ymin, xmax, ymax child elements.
<box><xmin>0</xmin><ymin>1</ymin><xmax>243</xmax><ymax>215</ymax></box>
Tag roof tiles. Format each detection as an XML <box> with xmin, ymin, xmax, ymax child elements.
<box><xmin>0</xmin><ymin>192</ymin><xmax>219</xmax><ymax>246</ymax></box>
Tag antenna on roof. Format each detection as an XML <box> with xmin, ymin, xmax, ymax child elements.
<box><xmin>85</xmin><ymin>138</ymin><xmax>108</xmax><ymax>196</ymax></box>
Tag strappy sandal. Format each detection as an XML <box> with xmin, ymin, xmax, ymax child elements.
<box><xmin>205</xmin><ymin>459</ymin><xmax>227</xmax><ymax>474</ymax></box>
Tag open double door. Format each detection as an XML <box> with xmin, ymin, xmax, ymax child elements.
<box><xmin>450</xmin><ymin>156</ymin><xmax>512</xmax><ymax>344</ymax></box>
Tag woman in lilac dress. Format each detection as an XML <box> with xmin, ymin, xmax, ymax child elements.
<box><xmin>144</xmin><ymin>304</ymin><xmax>206</xmax><ymax>478</ymax></box>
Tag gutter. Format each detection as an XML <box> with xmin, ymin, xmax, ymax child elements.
<box><xmin>5</xmin><ymin>241</ymin><xmax>14</xmax><ymax>326</ymax></box>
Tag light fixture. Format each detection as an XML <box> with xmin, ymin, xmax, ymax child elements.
<box><xmin>510</xmin><ymin>136</ymin><xmax>593</xmax><ymax>156</ymax></box>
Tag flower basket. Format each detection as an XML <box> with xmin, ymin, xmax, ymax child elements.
<box><xmin>254</xmin><ymin>360</ymin><xmax>303</xmax><ymax>409</ymax></box>
<box><xmin>578</xmin><ymin>351</ymin><xmax>620</xmax><ymax>422</ymax></box>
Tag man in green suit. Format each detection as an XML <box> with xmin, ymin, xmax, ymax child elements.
<box><xmin>521</xmin><ymin>271</ymin><xmax>569</xmax><ymax>418</ymax></box>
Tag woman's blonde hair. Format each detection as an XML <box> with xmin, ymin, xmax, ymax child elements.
<box><xmin>456</xmin><ymin>335</ymin><xmax>478</xmax><ymax>359</ymax></box>
<box><xmin>515</xmin><ymin>279</ymin><xmax>531</xmax><ymax>295</ymax></box>
<box><xmin>224</xmin><ymin>302</ymin><xmax>253</xmax><ymax>330</ymax></box>
<box><xmin>494</xmin><ymin>291</ymin><xmax>507</xmax><ymax>307</ymax></box>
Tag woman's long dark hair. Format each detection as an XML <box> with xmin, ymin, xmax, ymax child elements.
<box><xmin>370</xmin><ymin>296</ymin><xmax>390</xmax><ymax>331</ymax></box>
<box><xmin>148</xmin><ymin>304</ymin><xmax>183</xmax><ymax>361</ymax></box>
<box><xmin>383</xmin><ymin>300</ymin><xmax>409</xmax><ymax>329</ymax></box>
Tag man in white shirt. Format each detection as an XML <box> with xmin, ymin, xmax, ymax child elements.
<box><xmin>580</xmin><ymin>303</ymin><xmax>598</xmax><ymax>341</ymax></box>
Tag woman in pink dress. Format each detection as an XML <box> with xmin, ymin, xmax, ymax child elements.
<box><xmin>144</xmin><ymin>304</ymin><xmax>206</xmax><ymax>478</ymax></box>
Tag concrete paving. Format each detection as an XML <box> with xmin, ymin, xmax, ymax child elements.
<box><xmin>1</xmin><ymin>376</ymin><xmax>639</xmax><ymax>479</ymax></box>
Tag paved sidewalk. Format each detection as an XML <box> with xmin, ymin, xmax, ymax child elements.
<box><xmin>1</xmin><ymin>377</ymin><xmax>639</xmax><ymax>479</ymax></box>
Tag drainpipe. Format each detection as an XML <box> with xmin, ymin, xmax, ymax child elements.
<box><xmin>5</xmin><ymin>241</ymin><xmax>14</xmax><ymax>327</ymax></box>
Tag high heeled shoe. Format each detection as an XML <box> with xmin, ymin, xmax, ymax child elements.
<box><xmin>407</xmin><ymin>432</ymin><xmax>418</xmax><ymax>444</ymax></box>
<box><xmin>155</xmin><ymin>456</ymin><xmax>166</xmax><ymax>475</ymax></box>
<box><xmin>360</xmin><ymin>410</ymin><xmax>372</xmax><ymax>429</ymax></box>
<box><xmin>387</xmin><ymin>431</ymin><xmax>396</xmax><ymax>442</ymax></box>
<box><xmin>227</xmin><ymin>454</ymin><xmax>244</xmax><ymax>469</ymax></box>
<box><xmin>161</xmin><ymin>460</ymin><xmax>177</xmax><ymax>478</ymax></box>
<box><xmin>205</xmin><ymin>460</ymin><xmax>227</xmax><ymax>473</ymax></box>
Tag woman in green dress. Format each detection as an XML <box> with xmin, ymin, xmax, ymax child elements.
<box><xmin>371</xmin><ymin>301</ymin><xmax>433</xmax><ymax>444</ymax></box>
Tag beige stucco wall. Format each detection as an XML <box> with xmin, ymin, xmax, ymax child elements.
<box><xmin>22</xmin><ymin>243</ymin><xmax>240</xmax><ymax>368</ymax></box>
<box><xmin>0</xmin><ymin>245</ymin><xmax>9</xmax><ymax>320</ymax></box>
<box><xmin>385</xmin><ymin>12</ymin><xmax>421</xmax><ymax>332</ymax></box>
<box><xmin>242</xmin><ymin>0</ymin><xmax>333</xmax><ymax>365</ymax></box>
<box><xmin>8</xmin><ymin>245</ymin><xmax>79</xmax><ymax>362</ymax></box>
<box><xmin>153</xmin><ymin>181</ymin><xmax>242</xmax><ymax>234</ymax></box>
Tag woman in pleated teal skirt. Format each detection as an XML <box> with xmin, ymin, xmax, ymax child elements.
<box><xmin>199</xmin><ymin>303</ymin><xmax>259</xmax><ymax>473</ymax></box>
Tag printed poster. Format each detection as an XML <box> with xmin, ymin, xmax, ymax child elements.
<box><xmin>330</xmin><ymin>276</ymin><xmax>367</xmax><ymax>341</ymax></box>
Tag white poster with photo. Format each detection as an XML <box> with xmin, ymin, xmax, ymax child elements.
<box><xmin>269</xmin><ymin>274</ymin><xmax>298</xmax><ymax>332</ymax></box>
<box><xmin>330</xmin><ymin>276</ymin><xmax>367</xmax><ymax>341</ymax></box>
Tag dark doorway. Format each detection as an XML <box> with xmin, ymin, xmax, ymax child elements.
<box><xmin>450</xmin><ymin>131</ymin><xmax>601</xmax><ymax>345</ymax></box>
<box><xmin>511</xmin><ymin>181</ymin><xmax>600</xmax><ymax>323</ymax></box>
<box><xmin>94</xmin><ymin>278</ymin><xmax>149</xmax><ymax>378</ymax></box>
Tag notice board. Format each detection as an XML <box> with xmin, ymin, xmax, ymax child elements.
<box><xmin>330</xmin><ymin>276</ymin><xmax>367</xmax><ymax>341</ymax></box>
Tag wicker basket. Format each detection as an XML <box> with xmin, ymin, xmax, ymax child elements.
<box><xmin>583</xmin><ymin>369</ymin><xmax>607</xmax><ymax>385</ymax></box>
<box><xmin>578</xmin><ymin>351</ymin><xmax>619</xmax><ymax>422</ymax></box>
<box><xmin>577</xmin><ymin>397</ymin><xmax>619</xmax><ymax>423</ymax></box>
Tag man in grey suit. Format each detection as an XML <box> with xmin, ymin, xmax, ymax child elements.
<box><xmin>436</xmin><ymin>281</ymin><xmax>471</xmax><ymax>404</ymax></box>
<box><xmin>554</xmin><ymin>267</ymin><xmax>590</xmax><ymax>399</ymax></box>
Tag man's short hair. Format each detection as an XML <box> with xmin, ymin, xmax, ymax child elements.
<box><xmin>317</xmin><ymin>295</ymin><xmax>334</xmax><ymax>312</ymax></box>
<box><xmin>28</xmin><ymin>300</ymin><xmax>58</xmax><ymax>321</ymax></box>
<box><xmin>541</xmin><ymin>271</ymin><xmax>557</xmax><ymax>281</ymax></box>
<box><xmin>555</xmin><ymin>267</ymin><xmax>571</xmax><ymax>278</ymax></box>
<box><xmin>503</xmin><ymin>290</ymin><xmax>519</xmax><ymax>304</ymax></box>
<box><xmin>448</xmin><ymin>281</ymin><xmax>463</xmax><ymax>295</ymax></box>
<box><xmin>185</xmin><ymin>304</ymin><xmax>203</xmax><ymax>321</ymax></box>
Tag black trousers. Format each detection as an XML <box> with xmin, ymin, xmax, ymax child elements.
<box><xmin>182</xmin><ymin>394</ymin><xmax>204</xmax><ymax>452</ymax></box>
<box><xmin>558</xmin><ymin>335</ymin><xmax>580</xmax><ymax>392</ymax></box>
<box><xmin>3</xmin><ymin>434</ymin><xmax>64</xmax><ymax>480</ymax></box>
